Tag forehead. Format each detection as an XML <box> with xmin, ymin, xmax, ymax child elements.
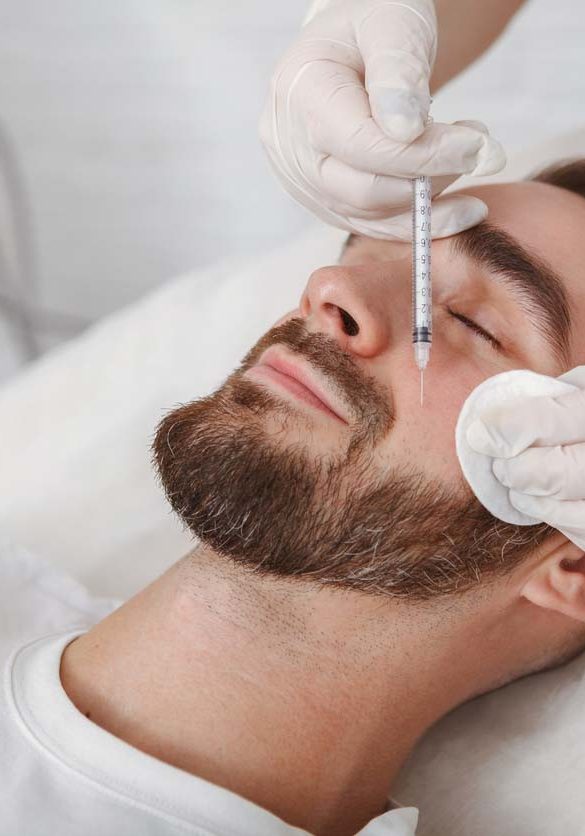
<box><xmin>460</xmin><ymin>180</ymin><xmax>585</xmax><ymax>273</ymax></box>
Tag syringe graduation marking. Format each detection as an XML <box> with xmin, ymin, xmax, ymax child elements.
<box><xmin>412</xmin><ymin>176</ymin><xmax>432</xmax><ymax>404</ymax></box>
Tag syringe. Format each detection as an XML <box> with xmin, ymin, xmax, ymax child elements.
<box><xmin>412</xmin><ymin>175</ymin><xmax>432</xmax><ymax>406</ymax></box>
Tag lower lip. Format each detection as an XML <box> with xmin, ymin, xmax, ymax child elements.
<box><xmin>246</xmin><ymin>364</ymin><xmax>346</xmax><ymax>423</ymax></box>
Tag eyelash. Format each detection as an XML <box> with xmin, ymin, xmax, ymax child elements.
<box><xmin>447</xmin><ymin>307</ymin><xmax>502</xmax><ymax>350</ymax></box>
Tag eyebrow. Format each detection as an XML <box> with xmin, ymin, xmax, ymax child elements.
<box><xmin>452</xmin><ymin>222</ymin><xmax>572</xmax><ymax>367</ymax></box>
<box><xmin>341</xmin><ymin>225</ymin><xmax>572</xmax><ymax>366</ymax></box>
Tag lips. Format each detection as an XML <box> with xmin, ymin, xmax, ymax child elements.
<box><xmin>247</xmin><ymin>347</ymin><xmax>349</xmax><ymax>424</ymax></box>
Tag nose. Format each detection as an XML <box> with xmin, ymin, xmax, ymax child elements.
<box><xmin>299</xmin><ymin>264</ymin><xmax>393</xmax><ymax>358</ymax></box>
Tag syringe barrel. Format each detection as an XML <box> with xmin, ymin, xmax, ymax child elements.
<box><xmin>414</xmin><ymin>340</ymin><xmax>430</xmax><ymax>371</ymax></box>
<box><xmin>412</xmin><ymin>175</ymin><xmax>432</xmax><ymax>357</ymax></box>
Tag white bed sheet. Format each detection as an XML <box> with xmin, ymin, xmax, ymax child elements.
<box><xmin>1</xmin><ymin>130</ymin><xmax>585</xmax><ymax>835</ymax></box>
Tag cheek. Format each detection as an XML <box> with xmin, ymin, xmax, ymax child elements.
<box><xmin>376</xmin><ymin>351</ymin><xmax>486</xmax><ymax>490</ymax></box>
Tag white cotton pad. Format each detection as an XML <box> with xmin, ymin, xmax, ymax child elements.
<box><xmin>455</xmin><ymin>370</ymin><xmax>578</xmax><ymax>525</ymax></box>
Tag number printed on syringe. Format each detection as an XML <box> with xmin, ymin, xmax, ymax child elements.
<box><xmin>412</xmin><ymin>175</ymin><xmax>432</xmax><ymax>405</ymax></box>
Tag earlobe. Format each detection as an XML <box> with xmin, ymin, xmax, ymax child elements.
<box><xmin>522</xmin><ymin>542</ymin><xmax>585</xmax><ymax>622</ymax></box>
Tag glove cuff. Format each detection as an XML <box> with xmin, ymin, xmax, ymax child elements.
<box><xmin>303</xmin><ymin>0</ymin><xmax>437</xmax><ymax>38</ymax></box>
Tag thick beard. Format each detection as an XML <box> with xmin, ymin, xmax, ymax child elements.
<box><xmin>152</xmin><ymin>319</ymin><xmax>551</xmax><ymax>600</ymax></box>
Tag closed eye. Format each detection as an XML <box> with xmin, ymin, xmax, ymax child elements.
<box><xmin>447</xmin><ymin>307</ymin><xmax>502</xmax><ymax>350</ymax></box>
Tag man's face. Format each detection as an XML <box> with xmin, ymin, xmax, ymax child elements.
<box><xmin>153</xmin><ymin>180</ymin><xmax>585</xmax><ymax>599</ymax></box>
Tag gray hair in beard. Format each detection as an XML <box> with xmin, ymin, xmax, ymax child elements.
<box><xmin>152</xmin><ymin>318</ymin><xmax>553</xmax><ymax>600</ymax></box>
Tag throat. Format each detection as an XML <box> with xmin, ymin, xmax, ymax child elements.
<box><xmin>59</xmin><ymin>547</ymin><xmax>468</xmax><ymax>836</ymax></box>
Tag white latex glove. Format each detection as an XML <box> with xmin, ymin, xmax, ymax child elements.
<box><xmin>466</xmin><ymin>367</ymin><xmax>585</xmax><ymax>550</ymax></box>
<box><xmin>259</xmin><ymin>0</ymin><xmax>506</xmax><ymax>241</ymax></box>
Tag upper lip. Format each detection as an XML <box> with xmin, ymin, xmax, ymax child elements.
<box><xmin>253</xmin><ymin>346</ymin><xmax>350</xmax><ymax>424</ymax></box>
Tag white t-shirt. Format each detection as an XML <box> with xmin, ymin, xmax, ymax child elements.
<box><xmin>0</xmin><ymin>535</ymin><xmax>419</xmax><ymax>836</ymax></box>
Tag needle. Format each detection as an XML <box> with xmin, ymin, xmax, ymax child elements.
<box><xmin>420</xmin><ymin>369</ymin><xmax>424</xmax><ymax>407</ymax></box>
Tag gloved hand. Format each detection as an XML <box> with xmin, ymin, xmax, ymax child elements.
<box><xmin>466</xmin><ymin>366</ymin><xmax>585</xmax><ymax>550</ymax></box>
<box><xmin>259</xmin><ymin>0</ymin><xmax>506</xmax><ymax>241</ymax></box>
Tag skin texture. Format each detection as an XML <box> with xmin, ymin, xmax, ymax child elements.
<box><xmin>61</xmin><ymin>180</ymin><xmax>585</xmax><ymax>836</ymax></box>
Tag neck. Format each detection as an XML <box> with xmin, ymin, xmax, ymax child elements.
<box><xmin>60</xmin><ymin>544</ymin><xmax>497</xmax><ymax>836</ymax></box>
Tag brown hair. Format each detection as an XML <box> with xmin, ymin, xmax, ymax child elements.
<box><xmin>532</xmin><ymin>158</ymin><xmax>585</xmax><ymax>199</ymax></box>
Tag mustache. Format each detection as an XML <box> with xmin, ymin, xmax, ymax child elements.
<box><xmin>237</xmin><ymin>317</ymin><xmax>394</xmax><ymax>443</ymax></box>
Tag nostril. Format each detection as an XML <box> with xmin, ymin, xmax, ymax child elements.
<box><xmin>339</xmin><ymin>307</ymin><xmax>359</xmax><ymax>337</ymax></box>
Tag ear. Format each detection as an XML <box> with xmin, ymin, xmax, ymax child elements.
<box><xmin>522</xmin><ymin>534</ymin><xmax>585</xmax><ymax>622</ymax></box>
